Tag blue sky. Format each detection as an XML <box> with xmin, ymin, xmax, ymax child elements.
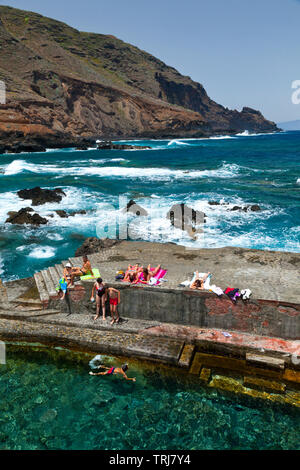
<box><xmin>1</xmin><ymin>0</ymin><xmax>300</xmax><ymax>122</ymax></box>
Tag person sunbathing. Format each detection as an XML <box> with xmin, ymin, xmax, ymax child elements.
<box><xmin>138</xmin><ymin>264</ymin><xmax>161</xmax><ymax>284</ymax></box>
<box><xmin>123</xmin><ymin>264</ymin><xmax>143</xmax><ymax>282</ymax></box>
<box><xmin>190</xmin><ymin>271</ymin><xmax>210</xmax><ymax>290</ymax></box>
<box><xmin>72</xmin><ymin>255</ymin><xmax>93</xmax><ymax>277</ymax></box>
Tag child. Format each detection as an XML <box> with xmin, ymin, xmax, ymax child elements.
<box><xmin>107</xmin><ymin>285</ymin><xmax>120</xmax><ymax>325</ymax></box>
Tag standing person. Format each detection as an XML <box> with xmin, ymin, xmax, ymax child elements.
<box><xmin>91</xmin><ymin>278</ymin><xmax>107</xmax><ymax>321</ymax></box>
<box><xmin>89</xmin><ymin>363</ymin><xmax>136</xmax><ymax>382</ymax></box>
<box><xmin>107</xmin><ymin>286</ymin><xmax>120</xmax><ymax>325</ymax></box>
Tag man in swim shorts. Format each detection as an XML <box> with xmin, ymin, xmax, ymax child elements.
<box><xmin>107</xmin><ymin>286</ymin><xmax>120</xmax><ymax>324</ymax></box>
<box><xmin>72</xmin><ymin>255</ymin><xmax>93</xmax><ymax>277</ymax></box>
<box><xmin>89</xmin><ymin>363</ymin><xmax>136</xmax><ymax>381</ymax></box>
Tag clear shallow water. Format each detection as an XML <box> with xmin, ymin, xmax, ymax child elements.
<box><xmin>0</xmin><ymin>131</ymin><xmax>299</xmax><ymax>281</ymax></box>
<box><xmin>0</xmin><ymin>344</ymin><xmax>299</xmax><ymax>450</ymax></box>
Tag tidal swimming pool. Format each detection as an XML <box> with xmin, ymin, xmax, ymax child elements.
<box><xmin>0</xmin><ymin>344</ymin><xmax>299</xmax><ymax>450</ymax></box>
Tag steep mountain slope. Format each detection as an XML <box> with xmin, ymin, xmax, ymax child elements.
<box><xmin>0</xmin><ymin>5</ymin><xmax>278</xmax><ymax>149</ymax></box>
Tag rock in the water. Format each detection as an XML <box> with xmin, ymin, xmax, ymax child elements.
<box><xmin>250</xmin><ymin>204</ymin><xmax>261</xmax><ymax>211</ymax></box>
<box><xmin>166</xmin><ymin>203</ymin><xmax>205</xmax><ymax>239</ymax></box>
<box><xmin>97</xmin><ymin>141</ymin><xmax>151</xmax><ymax>150</ymax></box>
<box><xmin>17</xmin><ymin>187</ymin><xmax>66</xmax><ymax>206</ymax></box>
<box><xmin>122</xmin><ymin>200</ymin><xmax>148</xmax><ymax>216</ymax></box>
<box><xmin>5</xmin><ymin>207</ymin><xmax>48</xmax><ymax>226</ymax></box>
<box><xmin>69</xmin><ymin>210</ymin><xmax>87</xmax><ymax>216</ymax></box>
<box><xmin>55</xmin><ymin>210</ymin><xmax>68</xmax><ymax>218</ymax></box>
<box><xmin>75</xmin><ymin>237</ymin><xmax>120</xmax><ymax>257</ymax></box>
<box><xmin>230</xmin><ymin>204</ymin><xmax>261</xmax><ymax>212</ymax></box>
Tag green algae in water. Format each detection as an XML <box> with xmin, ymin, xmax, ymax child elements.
<box><xmin>0</xmin><ymin>344</ymin><xmax>299</xmax><ymax>450</ymax></box>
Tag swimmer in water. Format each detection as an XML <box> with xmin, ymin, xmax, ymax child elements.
<box><xmin>89</xmin><ymin>363</ymin><xmax>136</xmax><ymax>382</ymax></box>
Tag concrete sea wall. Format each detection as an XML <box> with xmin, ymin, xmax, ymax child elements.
<box><xmin>49</xmin><ymin>282</ymin><xmax>300</xmax><ymax>340</ymax></box>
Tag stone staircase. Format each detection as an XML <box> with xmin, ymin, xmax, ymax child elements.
<box><xmin>33</xmin><ymin>253</ymin><xmax>104</xmax><ymax>308</ymax></box>
<box><xmin>33</xmin><ymin>258</ymin><xmax>82</xmax><ymax>306</ymax></box>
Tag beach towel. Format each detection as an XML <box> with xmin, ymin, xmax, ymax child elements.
<box><xmin>80</xmin><ymin>268</ymin><xmax>100</xmax><ymax>280</ymax></box>
<box><xmin>136</xmin><ymin>268</ymin><xmax>168</xmax><ymax>286</ymax></box>
<box><xmin>180</xmin><ymin>272</ymin><xmax>211</xmax><ymax>288</ymax></box>
<box><xmin>56</xmin><ymin>278</ymin><xmax>68</xmax><ymax>293</ymax></box>
<box><xmin>210</xmin><ymin>284</ymin><xmax>224</xmax><ymax>296</ymax></box>
<box><xmin>148</xmin><ymin>269</ymin><xmax>168</xmax><ymax>285</ymax></box>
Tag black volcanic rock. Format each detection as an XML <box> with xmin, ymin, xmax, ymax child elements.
<box><xmin>75</xmin><ymin>237</ymin><xmax>120</xmax><ymax>257</ymax></box>
<box><xmin>17</xmin><ymin>187</ymin><xmax>66</xmax><ymax>205</ymax></box>
<box><xmin>122</xmin><ymin>200</ymin><xmax>148</xmax><ymax>216</ymax></box>
<box><xmin>166</xmin><ymin>203</ymin><xmax>205</xmax><ymax>239</ymax></box>
<box><xmin>5</xmin><ymin>207</ymin><xmax>48</xmax><ymax>225</ymax></box>
<box><xmin>250</xmin><ymin>204</ymin><xmax>261</xmax><ymax>212</ymax></box>
<box><xmin>55</xmin><ymin>210</ymin><xmax>68</xmax><ymax>218</ymax></box>
<box><xmin>97</xmin><ymin>141</ymin><xmax>151</xmax><ymax>150</ymax></box>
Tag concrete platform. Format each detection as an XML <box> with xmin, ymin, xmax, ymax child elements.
<box><xmin>77</xmin><ymin>241</ymin><xmax>300</xmax><ymax>303</ymax></box>
<box><xmin>0</xmin><ymin>317</ymin><xmax>184</xmax><ymax>365</ymax></box>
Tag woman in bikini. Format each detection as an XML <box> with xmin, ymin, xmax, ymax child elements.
<box><xmin>190</xmin><ymin>271</ymin><xmax>210</xmax><ymax>290</ymax></box>
<box><xmin>139</xmin><ymin>264</ymin><xmax>161</xmax><ymax>284</ymax></box>
<box><xmin>89</xmin><ymin>363</ymin><xmax>136</xmax><ymax>381</ymax></box>
<box><xmin>63</xmin><ymin>263</ymin><xmax>74</xmax><ymax>287</ymax></box>
<box><xmin>91</xmin><ymin>277</ymin><xmax>107</xmax><ymax>321</ymax></box>
<box><xmin>123</xmin><ymin>264</ymin><xmax>142</xmax><ymax>282</ymax></box>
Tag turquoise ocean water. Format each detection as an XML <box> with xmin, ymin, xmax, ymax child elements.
<box><xmin>0</xmin><ymin>132</ymin><xmax>300</xmax><ymax>450</ymax></box>
<box><xmin>0</xmin><ymin>130</ymin><xmax>299</xmax><ymax>280</ymax></box>
<box><xmin>0</xmin><ymin>344</ymin><xmax>299</xmax><ymax>450</ymax></box>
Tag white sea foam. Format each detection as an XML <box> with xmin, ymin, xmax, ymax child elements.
<box><xmin>167</xmin><ymin>139</ymin><xmax>190</xmax><ymax>146</ymax></box>
<box><xmin>209</xmin><ymin>135</ymin><xmax>236</xmax><ymax>140</ymax></box>
<box><xmin>236</xmin><ymin>130</ymin><xmax>250</xmax><ymax>136</ymax></box>
<box><xmin>46</xmin><ymin>233</ymin><xmax>64</xmax><ymax>241</ymax></box>
<box><xmin>297</xmin><ymin>178</ymin><xmax>300</xmax><ymax>184</ymax></box>
<box><xmin>28</xmin><ymin>246</ymin><xmax>56</xmax><ymax>259</ymax></box>
<box><xmin>0</xmin><ymin>256</ymin><xmax>4</xmax><ymax>276</ymax></box>
<box><xmin>3</xmin><ymin>160</ymin><xmax>245</xmax><ymax>181</ymax></box>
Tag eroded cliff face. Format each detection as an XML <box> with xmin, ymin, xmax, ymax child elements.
<box><xmin>0</xmin><ymin>6</ymin><xmax>278</xmax><ymax>149</ymax></box>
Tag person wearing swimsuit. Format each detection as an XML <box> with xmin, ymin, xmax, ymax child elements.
<box><xmin>63</xmin><ymin>263</ymin><xmax>74</xmax><ymax>287</ymax></box>
<box><xmin>107</xmin><ymin>286</ymin><xmax>120</xmax><ymax>325</ymax></box>
<box><xmin>72</xmin><ymin>255</ymin><xmax>93</xmax><ymax>277</ymax></box>
<box><xmin>89</xmin><ymin>363</ymin><xmax>136</xmax><ymax>381</ymax></box>
<box><xmin>91</xmin><ymin>277</ymin><xmax>107</xmax><ymax>321</ymax></box>
<box><xmin>190</xmin><ymin>271</ymin><xmax>210</xmax><ymax>290</ymax></box>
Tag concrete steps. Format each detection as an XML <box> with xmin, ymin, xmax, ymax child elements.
<box><xmin>33</xmin><ymin>253</ymin><xmax>104</xmax><ymax>305</ymax></box>
<box><xmin>33</xmin><ymin>272</ymin><xmax>49</xmax><ymax>303</ymax></box>
<box><xmin>40</xmin><ymin>269</ymin><xmax>56</xmax><ymax>297</ymax></box>
<box><xmin>33</xmin><ymin>257</ymin><xmax>87</xmax><ymax>304</ymax></box>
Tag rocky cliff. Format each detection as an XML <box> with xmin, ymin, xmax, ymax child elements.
<box><xmin>0</xmin><ymin>6</ymin><xmax>279</xmax><ymax>150</ymax></box>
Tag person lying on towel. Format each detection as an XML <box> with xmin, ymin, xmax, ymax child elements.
<box><xmin>137</xmin><ymin>264</ymin><xmax>161</xmax><ymax>284</ymax></box>
<box><xmin>123</xmin><ymin>264</ymin><xmax>143</xmax><ymax>283</ymax></box>
<box><xmin>190</xmin><ymin>271</ymin><xmax>210</xmax><ymax>290</ymax></box>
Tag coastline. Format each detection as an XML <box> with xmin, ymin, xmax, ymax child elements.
<box><xmin>0</xmin><ymin>129</ymin><xmax>281</xmax><ymax>154</ymax></box>
<box><xmin>0</xmin><ymin>240</ymin><xmax>299</xmax><ymax>407</ymax></box>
